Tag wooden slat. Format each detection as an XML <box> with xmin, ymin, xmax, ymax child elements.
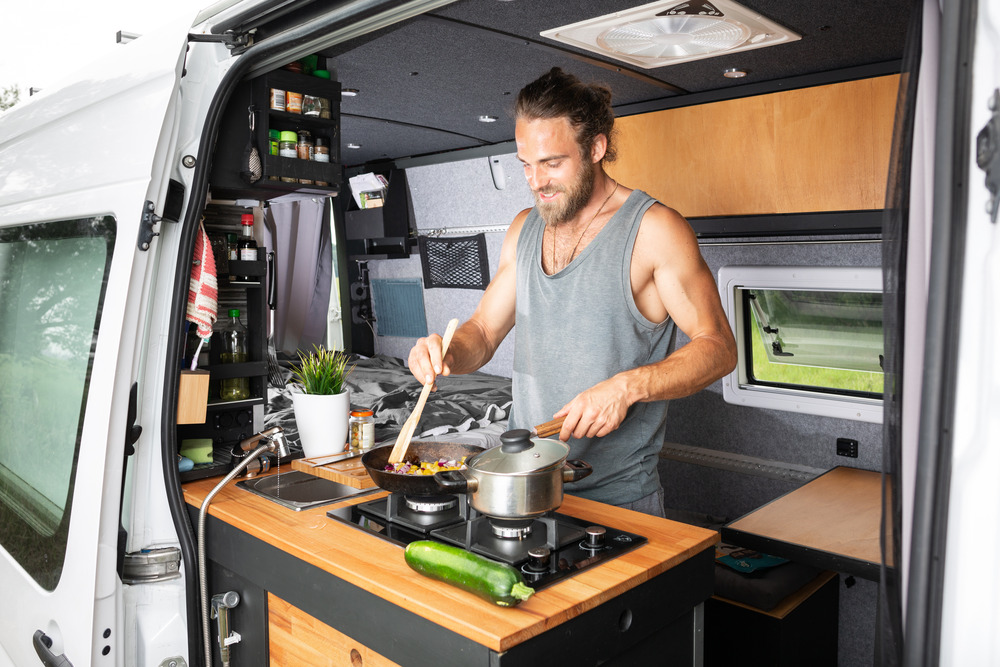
<box><xmin>184</xmin><ymin>475</ymin><xmax>718</xmax><ymax>653</ymax></box>
<box><xmin>606</xmin><ymin>75</ymin><xmax>899</xmax><ymax>218</ymax></box>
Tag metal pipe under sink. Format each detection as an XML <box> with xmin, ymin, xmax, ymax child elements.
<box><xmin>198</xmin><ymin>427</ymin><xmax>290</xmax><ymax>667</ymax></box>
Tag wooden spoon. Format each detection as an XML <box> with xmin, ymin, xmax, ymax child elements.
<box><xmin>387</xmin><ymin>318</ymin><xmax>460</xmax><ymax>464</ymax></box>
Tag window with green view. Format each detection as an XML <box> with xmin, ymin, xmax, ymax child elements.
<box><xmin>742</xmin><ymin>288</ymin><xmax>884</xmax><ymax>397</ymax></box>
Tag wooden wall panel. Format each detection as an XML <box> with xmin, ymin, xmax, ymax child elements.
<box><xmin>606</xmin><ymin>75</ymin><xmax>899</xmax><ymax>218</ymax></box>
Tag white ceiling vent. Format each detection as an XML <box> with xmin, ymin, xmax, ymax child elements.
<box><xmin>540</xmin><ymin>0</ymin><xmax>801</xmax><ymax>69</ymax></box>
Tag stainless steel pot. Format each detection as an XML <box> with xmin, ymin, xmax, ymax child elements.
<box><xmin>433</xmin><ymin>428</ymin><xmax>592</xmax><ymax>518</ymax></box>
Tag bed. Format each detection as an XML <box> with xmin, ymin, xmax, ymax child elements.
<box><xmin>264</xmin><ymin>354</ymin><xmax>514</xmax><ymax>454</ymax></box>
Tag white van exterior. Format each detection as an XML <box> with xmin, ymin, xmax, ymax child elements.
<box><xmin>0</xmin><ymin>0</ymin><xmax>997</xmax><ymax>665</ymax></box>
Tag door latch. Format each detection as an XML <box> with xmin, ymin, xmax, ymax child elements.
<box><xmin>975</xmin><ymin>88</ymin><xmax>1000</xmax><ymax>223</ymax></box>
<box><xmin>138</xmin><ymin>200</ymin><xmax>162</xmax><ymax>251</ymax></box>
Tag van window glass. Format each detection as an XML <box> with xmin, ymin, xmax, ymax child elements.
<box><xmin>0</xmin><ymin>216</ymin><xmax>115</xmax><ymax>590</ymax></box>
<box><xmin>743</xmin><ymin>288</ymin><xmax>884</xmax><ymax>397</ymax></box>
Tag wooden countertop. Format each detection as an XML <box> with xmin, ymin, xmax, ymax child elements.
<box><xmin>723</xmin><ymin>466</ymin><xmax>887</xmax><ymax>580</ymax></box>
<box><xmin>183</xmin><ymin>474</ymin><xmax>718</xmax><ymax>653</ymax></box>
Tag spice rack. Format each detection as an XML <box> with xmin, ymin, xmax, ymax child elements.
<box><xmin>209</xmin><ymin>69</ymin><xmax>342</xmax><ymax>199</ymax></box>
<box><xmin>254</xmin><ymin>69</ymin><xmax>342</xmax><ymax>195</ymax></box>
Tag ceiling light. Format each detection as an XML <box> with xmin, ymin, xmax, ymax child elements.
<box><xmin>341</xmin><ymin>88</ymin><xmax>359</xmax><ymax>97</ymax></box>
<box><xmin>347</xmin><ymin>143</ymin><xmax>362</xmax><ymax>149</ymax></box>
<box><xmin>723</xmin><ymin>68</ymin><xmax>747</xmax><ymax>78</ymax></box>
<box><xmin>478</xmin><ymin>115</ymin><xmax>498</xmax><ymax>123</ymax></box>
<box><xmin>540</xmin><ymin>0</ymin><xmax>800</xmax><ymax>69</ymax></box>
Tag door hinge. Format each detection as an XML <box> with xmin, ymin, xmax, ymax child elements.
<box><xmin>122</xmin><ymin>547</ymin><xmax>182</xmax><ymax>584</ymax></box>
<box><xmin>975</xmin><ymin>88</ymin><xmax>1000</xmax><ymax>223</ymax></box>
<box><xmin>138</xmin><ymin>200</ymin><xmax>162</xmax><ymax>251</ymax></box>
<box><xmin>188</xmin><ymin>30</ymin><xmax>253</xmax><ymax>51</ymax></box>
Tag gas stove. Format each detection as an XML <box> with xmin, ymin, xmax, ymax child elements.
<box><xmin>327</xmin><ymin>493</ymin><xmax>647</xmax><ymax>591</ymax></box>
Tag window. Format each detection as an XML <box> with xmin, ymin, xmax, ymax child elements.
<box><xmin>0</xmin><ymin>217</ymin><xmax>115</xmax><ymax>589</ymax></box>
<box><xmin>718</xmin><ymin>266</ymin><xmax>883</xmax><ymax>423</ymax></box>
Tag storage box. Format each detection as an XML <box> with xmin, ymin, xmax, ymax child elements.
<box><xmin>705</xmin><ymin>570</ymin><xmax>839</xmax><ymax>667</ymax></box>
<box><xmin>177</xmin><ymin>370</ymin><xmax>211</xmax><ymax>424</ymax></box>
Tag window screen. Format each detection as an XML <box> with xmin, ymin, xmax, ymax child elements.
<box><xmin>0</xmin><ymin>216</ymin><xmax>115</xmax><ymax>590</ymax></box>
<box><xmin>718</xmin><ymin>266</ymin><xmax>883</xmax><ymax>423</ymax></box>
<box><xmin>743</xmin><ymin>288</ymin><xmax>884</xmax><ymax>397</ymax></box>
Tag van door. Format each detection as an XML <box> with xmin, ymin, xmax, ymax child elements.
<box><xmin>907</xmin><ymin>0</ymin><xmax>1000</xmax><ymax>663</ymax></box>
<box><xmin>0</xmin><ymin>17</ymin><xmax>194</xmax><ymax>667</ymax></box>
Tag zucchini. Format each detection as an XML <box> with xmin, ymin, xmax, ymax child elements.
<box><xmin>404</xmin><ymin>540</ymin><xmax>535</xmax><ymax>607</ymax></box>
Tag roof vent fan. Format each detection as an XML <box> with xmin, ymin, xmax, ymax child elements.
<box><xmin>540</xmin><ymin>0</ymin><xmax>800</xmax><ymax>69</ymax></box>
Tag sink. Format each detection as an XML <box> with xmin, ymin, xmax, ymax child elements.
<box><xmin>236</xmin><ymin>470</ymin><xmax>374</xmax><ymax>511</ymax></box>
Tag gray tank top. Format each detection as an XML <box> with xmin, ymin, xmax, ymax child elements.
<box><xmin>510</xmin><ymin>189</ymin><xmax>676</xmax><ymax>505</ymax></box>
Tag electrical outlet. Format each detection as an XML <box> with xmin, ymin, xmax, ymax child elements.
<box><xmin>836</xmin><ymin>438</ymin><xmax>858</xmax><ymax>458</ymax></box>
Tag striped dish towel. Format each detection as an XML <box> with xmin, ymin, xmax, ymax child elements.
<box><xmin>186</xmin><ymin>221</ymin><xmax>218</xmax><ymax>339</ymax></box>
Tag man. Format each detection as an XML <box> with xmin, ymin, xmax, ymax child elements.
<box><xmin>408</xmin><ymin>67</ymin><xmax>737</xmax><ymax>516</ymax></box>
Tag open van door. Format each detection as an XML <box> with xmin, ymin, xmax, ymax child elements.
<box><xmin>907</xmin><ymin>0</ymin><xmax>1000</xmax><ymax>664</ymax></box>
<box><xmin>0</xmin><ymin>16</ymin><xmax>194</xmax><ymax>667</ymax></box>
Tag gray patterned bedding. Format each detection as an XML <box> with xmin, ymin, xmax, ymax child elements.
<box><xmin>265</xmin><ymin>354</ymin><xmax>513</xmax><ymax>453</ymax></box>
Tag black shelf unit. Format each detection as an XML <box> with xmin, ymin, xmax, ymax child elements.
<box><xmin>178</xmin><ymin>254</ymin><xmax>269</xmax><ymax>482</ymax></box>
<box><xmin>344</xmin><ymin>169</ymin><xmax>413</xmax><ymax>259</ymax></box>
<box><xmin>210</xmin><ymin>69</ymin><xmax>343</xmax><ymax>199</ymax></box>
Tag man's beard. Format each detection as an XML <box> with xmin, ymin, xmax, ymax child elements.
<box><xmin>534</xmin><ymin>158</ymin><xmax>595</xmax><ymax>226</ymax></box>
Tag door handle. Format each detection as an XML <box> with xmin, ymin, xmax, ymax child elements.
<box><xmin>32</xmin><ymin>630</ymin><xmax>74</xmax><ymax>667</ymax></box>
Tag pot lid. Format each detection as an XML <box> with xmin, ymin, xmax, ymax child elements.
<box><xmin>468</xmin><ymin>429</ymin><xmax>569</xmax><ymax>474</ymax></box>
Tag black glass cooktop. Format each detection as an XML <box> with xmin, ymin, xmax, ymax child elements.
<box><xmin>327</xmin><ymin>494</ymin><xmax>647</xmax><ymax>591</ymax></box>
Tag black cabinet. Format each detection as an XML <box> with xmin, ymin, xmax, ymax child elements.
<box><xmin>210</xmin><ymin>69</ymin><xmax>342</xmax><ymax>199</ymax></box>
<box><xmin>344</xmin><ymin>169</ymin><xmax>413</xmax><ymax>259</ymax></box>
<box><xmin>178</xmin><ymin>210</ymin><xmax>270</xmax><ymax>482</ymax></box>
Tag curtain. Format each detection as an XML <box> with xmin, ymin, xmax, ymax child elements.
<box><xmin>879</xmin><ymin>0</ymin><xmax>938</xmax><ymax>662</ymax></box>
<box><xmin>263</xmin><ymin>197</ymin><xmax>332</xmax><ymax>359</ymax></box>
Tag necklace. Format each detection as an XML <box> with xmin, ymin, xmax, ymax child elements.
<box><xmin>551</xmin><ymin>179</ymin><xmax>619</xmax><ymax>271</ymax></box>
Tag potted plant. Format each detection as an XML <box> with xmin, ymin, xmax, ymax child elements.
<box><xmin>289</xmin><ymin>345</ymin><xmax>354</xmax><ymax>458</ymax></box>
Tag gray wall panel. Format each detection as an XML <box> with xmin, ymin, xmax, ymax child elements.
<box><xmin>367</xmin><ymin>153</ymin><xmax>532</xmax><ymax>377</ymax></box>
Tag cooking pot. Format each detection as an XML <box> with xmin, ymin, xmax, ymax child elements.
<box><xmin>433</xmin><ymin>428</ymin><xmax>592</xmax><ymax>519</ymax></box>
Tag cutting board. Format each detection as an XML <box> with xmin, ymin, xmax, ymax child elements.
<box><xmin>291</xmin><ymin>454</ymin><xmax>376</xmax><ymax>489</ymax></box>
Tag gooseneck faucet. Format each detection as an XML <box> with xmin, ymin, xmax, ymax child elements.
<box><xmin>197</xmin><ymin>426</ymin><xmax>290</xmax><ymax>666</ymax></box>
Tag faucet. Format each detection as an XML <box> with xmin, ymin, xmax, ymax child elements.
<box><xmin>211</xmin><ymin>591</ymin><xmax>241</xmax><ymax>667</ymax></box>
<box><xmin>239</xmin><ymin>425</ymin><xmax>290</xmax><ymax>458</ymax></box>
<box><xmin>197</xmin><ymin>426</ymin><xmax>288</xmax><ymax>667</ymax></box>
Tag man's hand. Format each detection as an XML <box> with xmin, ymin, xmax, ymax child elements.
<box><xmin>553</xmin><ymin>375</ymin><xmax>632</xmax><ymax>441</ymax></box>
<box><xmin>407</xmin><ymin>332</ymin><xmax>451</xmax><ymax>389</ymax></box>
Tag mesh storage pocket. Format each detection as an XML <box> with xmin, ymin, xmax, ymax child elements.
<box><xmin>418</xmin><ymin>234</ymin><xmax>490</xmax><ymax>289</ymax></box>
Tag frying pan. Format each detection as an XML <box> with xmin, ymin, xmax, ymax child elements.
<box><xmin>360</xmin><ymin>418</ymin><xmax>566</xmax><ymax>496</ymax></box>
<box><xmin>361</xmin><ymin>441</ymin><xmax>484</xmax><ymax>496</ymax></box>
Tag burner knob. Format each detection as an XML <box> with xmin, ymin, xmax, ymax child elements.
<box><xmin>585</xmin><ymin>526</ymin><xmax>606</xmax><ymax>549</ymax></box>
<box><xmin>527</xmin><ymin>547</ymin><xmax>551</xmax><ymax>572</ymax></box>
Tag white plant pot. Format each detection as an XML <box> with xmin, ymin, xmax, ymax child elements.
<box><xmin>291</xmin><ymin>389</ymin><xmax>351</xmax><ymax>458</ymax></box>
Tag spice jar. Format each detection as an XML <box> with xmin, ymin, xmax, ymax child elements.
<box><xmin>302</xmin><ymin>94</ymin><xmax>321</xmax><ymax>117</ymax></box>
<box><xmin>297</xmin><ymin>131</ymin><xmax>314</xmax><ymax>185</ymax></box>
<box><xmin>349</xmin><ymin>409</ymin><xmax>375</xmax><ymax>453</ymax></box>
<box><xmin>286</xmin><ymin>91</ymin><xmax>303</xmax><ymax>114</ymax></box>
<box><xmin>267</xmin><ymin>129</ymin><xmax>280</xmax><ymax>180</ymax></box>
<box><xmin>318</xmin><ymin>96</ymin><xmax>331</xmax><ymax>119</ymax></box>
<box><xmin>278</xmin><ymin>131</ymin><xmax>298</xmax><ymax>183</ymax></box>
<box><xmin>269</xmin><ymin>88</ymin><xmax>286</xmax><ymax>111</ymax></box>
<box><xmin>313</xmin><ymin>137</ymin><xmax>330</xmax><ymax>187</ymax></box>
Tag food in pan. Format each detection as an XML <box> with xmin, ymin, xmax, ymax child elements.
<box><xmin>383</xmin><ymin>457</ymin><xmax>467</xmax><ymax>475</ymax></box>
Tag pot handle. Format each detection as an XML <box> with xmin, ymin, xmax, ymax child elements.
<box><xmin>434</xmin><ymin>470</ymin><xmax>478</xmax><ymax>493</ymax></box>
<box><xmin>562</xmin><ymin>459</ymin><xmax>592</xmax><ymax>483</ymax></box>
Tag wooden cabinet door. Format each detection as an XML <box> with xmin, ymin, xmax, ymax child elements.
<box><xmin>268</xmin><ymin>593</ymin><xmax>401</xmax><ymax>667</ymax></box>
